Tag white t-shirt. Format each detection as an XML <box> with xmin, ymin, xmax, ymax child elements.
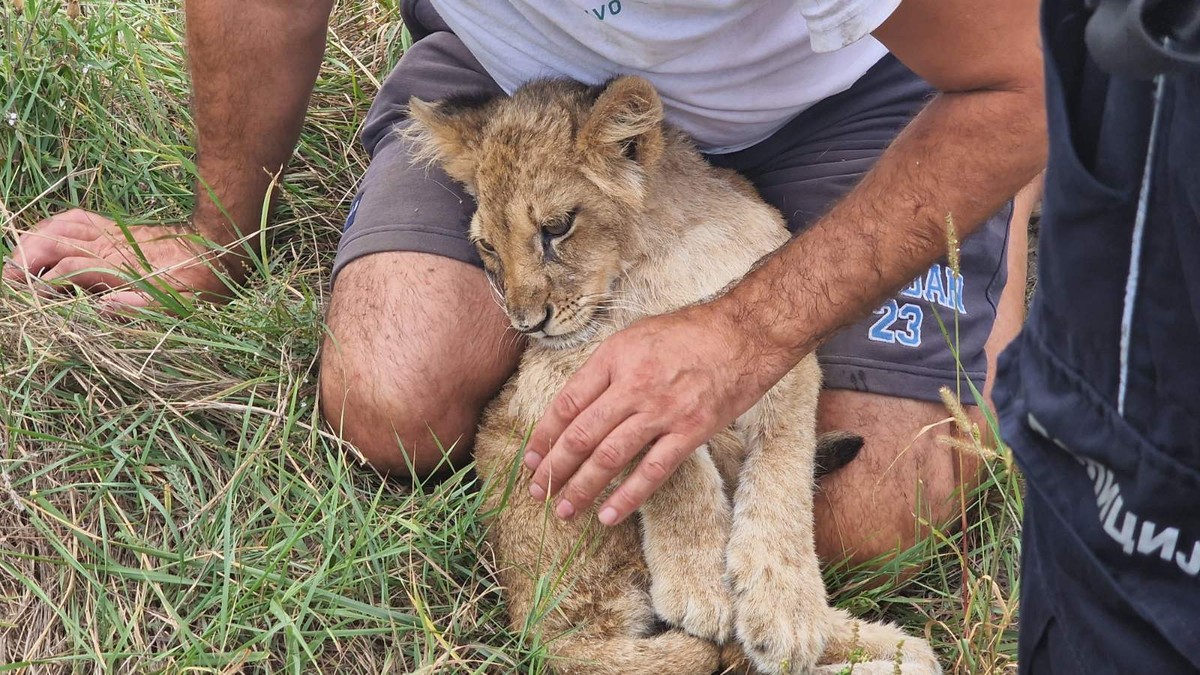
<box><xmin>428</xmin><ymin>0</ymin><xmax>900</xmax><ymax>153</ymax></box>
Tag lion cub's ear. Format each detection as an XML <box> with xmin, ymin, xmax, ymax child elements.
<box><xmin>578</xmin><ymin>76</ymin><xmax>665</xmax><ymax>170</ymax></box>
<box><xmin>405</xmin><ymin>94</ymin><xmax>497</xmax><ymax>190</ymax></box>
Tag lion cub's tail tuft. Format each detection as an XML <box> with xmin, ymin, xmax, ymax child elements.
<box><xmin>813</xmin><ymin>431</ymin><xmax>864</xmax><ymax>480</ymax></box>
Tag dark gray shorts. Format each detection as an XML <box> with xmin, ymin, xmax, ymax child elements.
<box><xmin>332</xmin><ymin>0</ymin><xmax>1012</xmax><ymax>404</ymax></box>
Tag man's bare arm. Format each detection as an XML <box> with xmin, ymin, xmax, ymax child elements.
<box><xmin>2</xmin><ymin>0</ymin><xmax>334</xmax><ymax>301</ymax></box>
<box><xmin>726</xmin><ymin>0</ymin><xmax>1047</xmax><ymax>377</ymax></box>
<box><xmin>187</xmin><ymin>0</ymin><xmax>334</xmax><ymax>282</ymax></box>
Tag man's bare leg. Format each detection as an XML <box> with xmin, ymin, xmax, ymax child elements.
<box><xmin>814</xmin><ymin>185</ymin><xmax>1037</xmax><ymax>566</ymax></box>
<box><xmin>319</xmin><ymin>252</ymin><xmax>521</xmax><ymax>476</ymax></box>
<box><xmin>813</xmin><ymin>393</ymin><xmax>988</xmax><ymax>565</ymax></box>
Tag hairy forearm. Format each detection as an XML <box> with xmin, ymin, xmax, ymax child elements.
<box><xmin>184</xmin><ymin>0</ymin><xmax>334</xmax><ymax>281</ymax></box>
<box><xmin>725</xmin><ymin>85</ymin><xmax>1047</xmax><ymax>372</ymax></box>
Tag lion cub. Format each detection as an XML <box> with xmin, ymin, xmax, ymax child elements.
<box><xmin>407</xmin><ymin>76</ymin><xmax>942</xmax><ymax>675</ymax></box>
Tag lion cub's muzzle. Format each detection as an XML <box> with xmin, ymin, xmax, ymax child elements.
<box><xmin>511</xmin><ymin>304</ymin><xmax>553</xmax><ymax>335</ymax></box>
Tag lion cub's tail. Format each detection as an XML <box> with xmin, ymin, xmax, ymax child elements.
<box><xmin>813</xmin><ymin>431</ymin><xmax>864</xmax><ymax>480</ymax></box>
<box><xmin>550</xmin><ymin>628</ymin><xmax>719</xmax><ymax>675</ymax></box>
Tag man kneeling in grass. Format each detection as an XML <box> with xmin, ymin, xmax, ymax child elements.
<box><xmin>2</xmin><ymin>0</ymin><xmax>1046</xmax><ymax>568</ymax></box>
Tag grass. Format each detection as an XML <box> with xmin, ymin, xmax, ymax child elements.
<box><xmin>1</xmin><ymin>1</ymin><xmax>1023</xmax><ymax>672</ymax></box>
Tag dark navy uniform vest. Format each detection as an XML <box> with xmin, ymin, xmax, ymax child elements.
<box><xmin>993</xmin><ymin>0</ymin><xmax>1200</xmax><ymax>670</ymax></box>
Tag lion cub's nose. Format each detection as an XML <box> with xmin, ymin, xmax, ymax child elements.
<box><xmin>513</xmin><ymin>305</ymin><xmax>553</xmax><ymax>334</ymax></box>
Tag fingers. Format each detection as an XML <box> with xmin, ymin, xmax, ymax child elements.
<box><xmin>529</xmin><ymin>386</ymin><xmax>632</xmax><ymax>501</ymax></box>
<box><xmin>41</xmin><ymin>256</ymin><xmax>132</xmax><ymax>292</ymax></box>
<box><xmin>4</xmin><ymin>209</ymin><xmax>113</xmax><ymax>256</ymax></box>
<box><xmin>598</xmin><ymin>433</ymin><xmax>697</xmax><ymax>526</ymax></box>
<box><xmin>3</xmin><ymin>235</ymin><xmax>99</xmax><ymax>282</ymax></box>
<box><xmin>2</xmin><ymin>209</ymin><xmax>220</xmax><ymax>313</ymax></box>
<box><xmin>99</xmin><ymin>289</ymin><xmax>180</xmax><ymax>320</ymax></box>
<box><xmin>3</xmin><ymin>209</ymin><xmax>117</xmax><ymax>283</ymax></box>
<box><xmin>547</xmin><ymin>413</ymin><xmax>664</xmax><ymax>521</ymax></box>
<box><xmin>101</xmin><ymin>290</ymin><xmax>156</xmax><ymax>308</ymax></box>
<box><xmin>527</xmin><ymin>356</ymin><xmax>612</xmax><ymax>470</ymax></box>
<box><xmin>34</xmin><ymin>209</ymin><xmax>115</xmax><ymax>239</ymax></box>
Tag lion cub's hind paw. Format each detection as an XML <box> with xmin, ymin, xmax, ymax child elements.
<box><xmin>814</xmin><ymin>612</ymin><xmax>944</xmax><ymax>675</ymax></box>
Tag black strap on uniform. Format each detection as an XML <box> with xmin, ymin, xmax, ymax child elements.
<box><xmin>1085</xmin><ymin>0</ymin><xmax>1200</xmax><ymax>78</ymax></box>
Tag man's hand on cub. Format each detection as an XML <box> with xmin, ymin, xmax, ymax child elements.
<box><xmin>527</xmin><ymin>299</ymin><xmax>789</xmax><ymax>526</ymax></box>
<box><xmin>2</xmin><ymin>209</ymin><xmax>231</xmax><ymax>309</ymax></box>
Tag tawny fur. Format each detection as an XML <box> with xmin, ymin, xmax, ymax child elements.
<box><xmin>406</xmin><ymin>76</ymin><xmax>942</xmax><ymax>675</ymax></box>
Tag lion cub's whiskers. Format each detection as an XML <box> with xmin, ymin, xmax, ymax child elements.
<box><xmin>484</xmin><ymin>274</ymin><xmax>506</xmax><ymax>310</ymax></box>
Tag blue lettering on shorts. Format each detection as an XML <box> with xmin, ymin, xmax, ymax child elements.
<box><xmin>869</xmin><ymin>263</ymin><xmax>968</xmax><ymax>348</ymax></box>
<box><xmin>343</xmin><ymin>192</ymin><xmax>363</xmax><ymax>233</ymax></box>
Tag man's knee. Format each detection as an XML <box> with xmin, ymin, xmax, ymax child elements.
<box><xmin>317</xmin><ymin>252</ymin><xmax>522</xmax><ymax>477</ymax></box>
<box><xmin>318</xmin><ymin>343</ymin><xmax>480</xmax><ymax>477</ymax></box>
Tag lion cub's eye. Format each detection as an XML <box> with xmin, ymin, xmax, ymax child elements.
<box><xmin>541</xmin><ymin>210</ymin><xmax>577</xmax><ymax>239</ymax></box>
<box><xmin>475</xmin><ymin>238</ymin><xmax>497</xmax><ymax>255</ymax></box>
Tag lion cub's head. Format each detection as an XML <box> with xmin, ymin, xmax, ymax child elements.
<box><xmin>407</xmin><ymin>76</ymin><xmax>667</xmax><ymax>349</ymax></box>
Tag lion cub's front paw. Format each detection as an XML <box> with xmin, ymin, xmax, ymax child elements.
<box><xmin>649</xmin><ymin>558</ymin><xmax>733</xmax><ymax>643</ymax></box>
<box><xmin>733</xmin><ymin>604</ymin><xmax>828</xmax><ymax>675</ymax></box>
<box><xmin>726</xmin><ymin>551</ymin><xmax>831</xmax><ymax>674</ymax></box>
